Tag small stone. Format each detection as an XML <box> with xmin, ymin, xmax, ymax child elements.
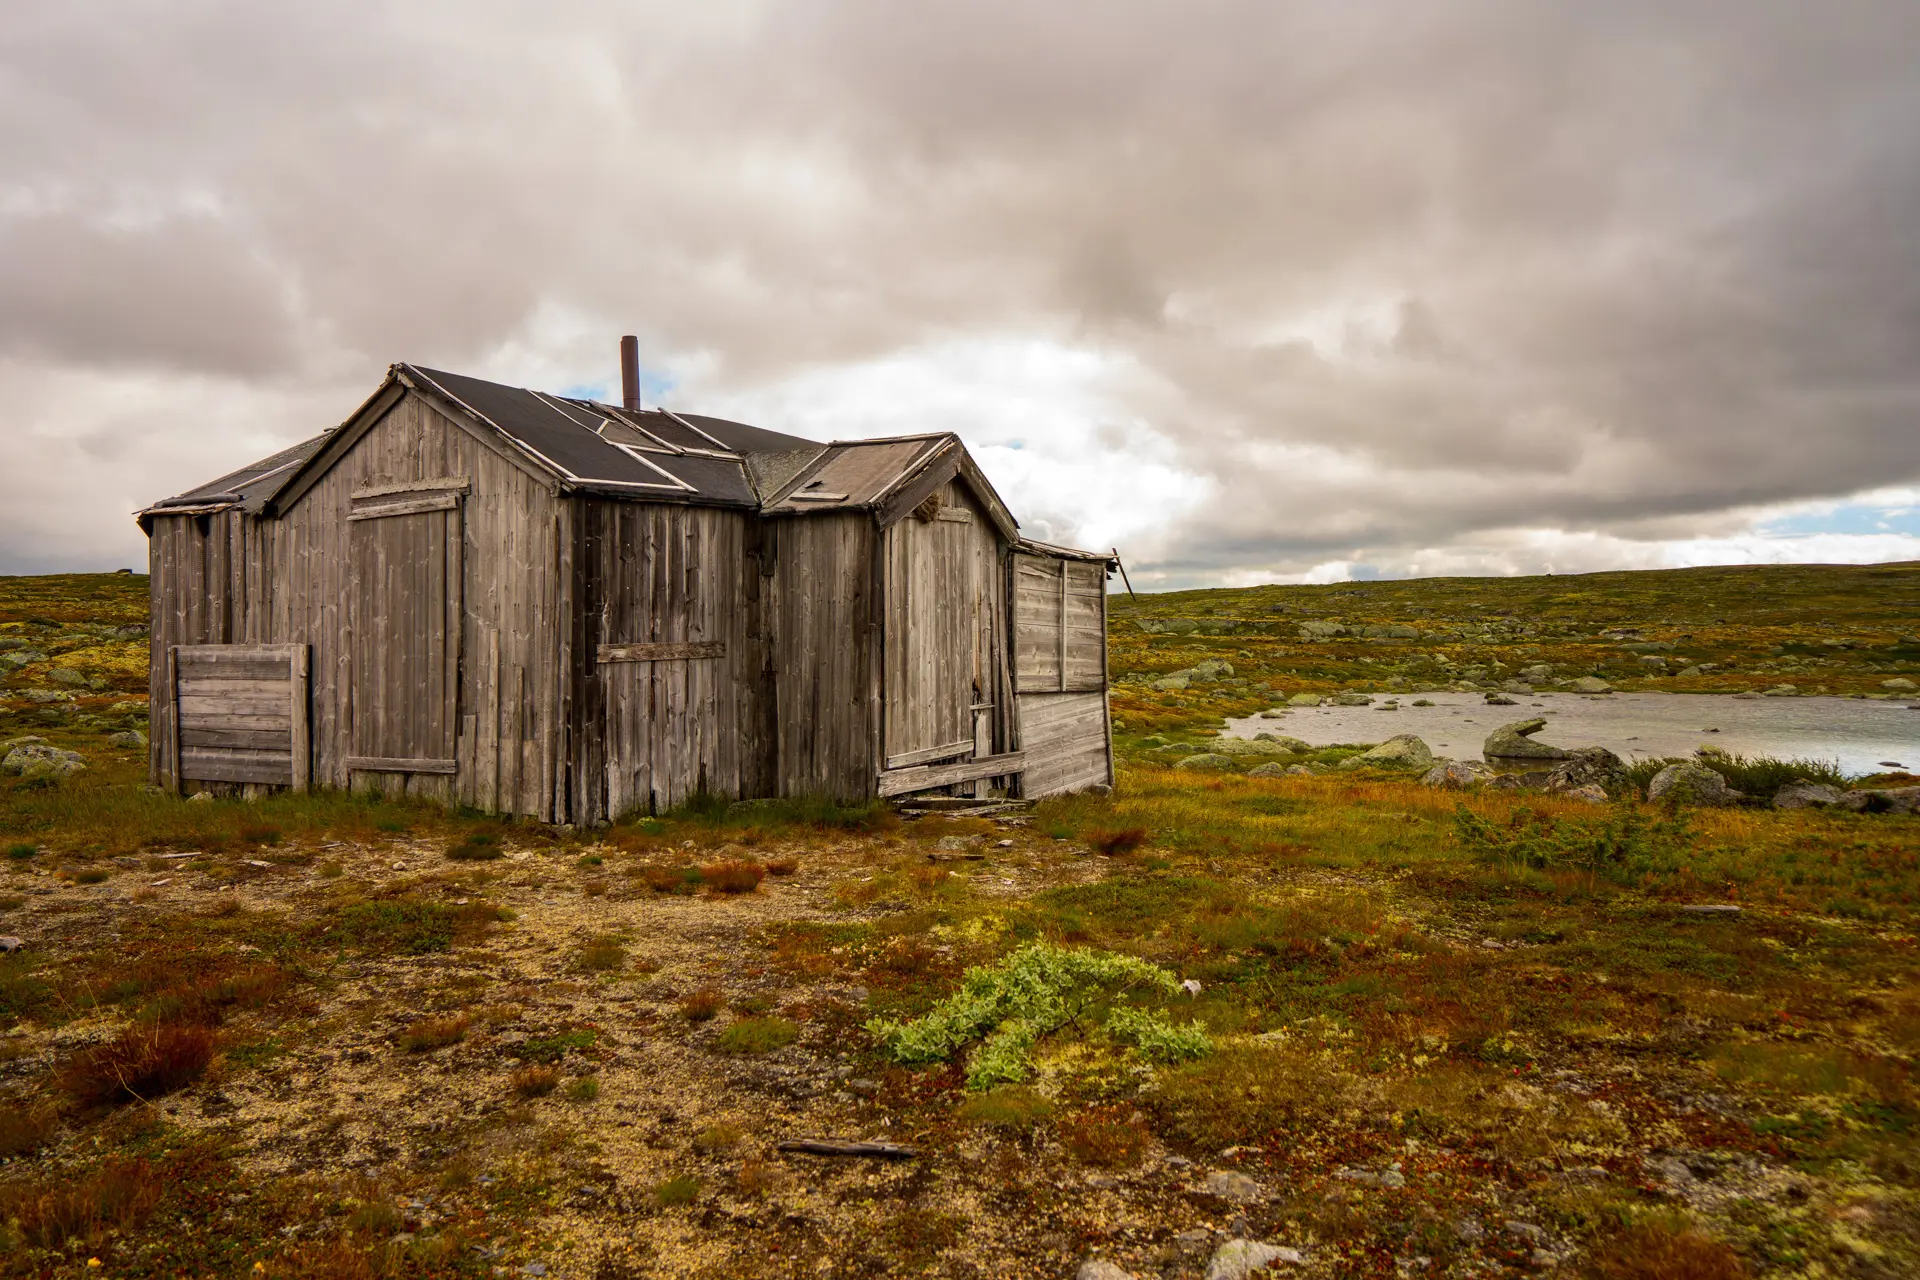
<box><xmin>1484</xmin><ymin>693</ymin><xmax>1518</xmax><ymax>706</ymax></box>
<box><xmin>1246</xmin><ymin>762</ymin><xmax>1288</xmax><ymax>778</ymax></box>
<box><xmin>1076</xmin><ymin>1260</ymin><xmax>1134</xmax><ymax>1280</ymax></box>
<box><xmin>1181</xmin><ymin>979</ymin><xmax>1203</xmax><ymax>999</ymax></box>
<box><xmin>1201</xmin><ymin>1170</ymin><xmax>1262</xmax><ymax>1203</ymax></box>
<box><xmin>1286</xmin><ymin>693</ymin><xmax>1323</xmax><ymax>707</ymax></box>
<box><xmin>1880</xmin><ymin>677</ymin><xmax>1916</xmax><ymax>691</ymax></box>
<box><xmin>521</xmin><ymin>1265</ymin><xmax>547</xmax><ymax>1278</ymax></box>
<box><xmin>1205</xmin><ymin>1239</ymin><xmax>1304</xmax><ymax>1279</ymax></box>
<box><xmin>187</xmin><ymin>791</ymin><xmax>214</xmax><ymax>804</ymax></box>
<box><xmin>1174</xmin><ymin>753</ymin><xmax>1238</xmax><ymax>772</ymax></box>
<box><xmin>108</xmin><ymin>729</ymin><xmax>148</xmax><ymax>750</ymax></box>
<box><xmin>1563</xmin><ymin>784</ymin><xmax>1608</xmax><ymax>804</ymax></box>
<box><xmin>1569</xmin><ymin>676</ymin><xmax>1613</xmax><ymax>694</ymax></box>
<box><xmin>1421</xmin><ymin>759</ymin><xmax>1494</xmax><ymax>788</ymax></box>
<box><xmin>0</xmin><ymin>937</ymin><xmax>24</xmax><ymax>953</ymax></box>
<box><xmin>1453</xmin><ymin>1219</ymin><xmax>1484</xmax><ymax>1243</ymax></box>
<box><xmin>996</xmin><ymin>839</ymin><xmax>1014</xmax><ymax>848</ymax></box>
<box><xmin>1679</xmin><ymin>904</ymin><xmax>1741</xmax><ymax>917</ymax></box>
<box><xmin>1504</xmin><ymin>1221</ymin><xmax>1545</xmax><ymax>1244</ymax></box>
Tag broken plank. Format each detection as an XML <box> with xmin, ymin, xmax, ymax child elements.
<box><xmin>877</xmin><ymin>751</ymin><xmax>1024</xmax><ymax>798</ymax></box>
<box><xmin>776</xmin><ymin>1139</ymin><xmax>920</xmax><ymax>1160</ymax></box>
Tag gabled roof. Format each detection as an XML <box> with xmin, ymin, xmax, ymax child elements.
<box><xmin>137</xmin><ymin>364</ymin><xmax>1023</xmax><ymax>547</ymax></box>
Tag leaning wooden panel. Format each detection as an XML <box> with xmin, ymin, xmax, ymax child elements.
<box><xmin>170</xmin><ymin>644</ymin><xmax>308</xmax><ymax>792</ymax></box>
<box><xmin>1015</xmin><ymin>690</ymin><xmax>1111</xmax><ymax>796</ymax></box>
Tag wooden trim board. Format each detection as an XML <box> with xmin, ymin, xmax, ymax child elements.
<box><xmin>346</xmin><ymin>756</ymin><xmax>460</xmax><ymax>775</ymax></box>
<box><xmin>597</xmin><ymin>642</ymin><xmax>727</xmax><ymax>663</ymax></box>
<box><xmin>884</xmin><ymin>738</ymin><xmax>974</xmax><ymax>770</ymax></box>
<box><xmin>878</xmin><ymin>751</ymin><xmax>1025</xmax><ymax>798</ymax></box>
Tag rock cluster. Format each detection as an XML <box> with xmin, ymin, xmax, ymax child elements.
<box><xmin>0</xmin><ymin>738</ymin><xmax>85</xmax><ymax>781</ymax></box>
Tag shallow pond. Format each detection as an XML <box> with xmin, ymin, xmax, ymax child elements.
<box><xmin>1223</xmin><ymin>691</ymin><xmax>1920</xmax><ymax>777</ymax></box>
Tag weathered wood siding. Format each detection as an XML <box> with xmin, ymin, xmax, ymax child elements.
<box><xmin>1010</xmin><ymin>552</ymin><xmax>1111</xmax><ymax>796</ymax></box>
<box><xmin>765</xmin><ymin>511</ymin><xmax>879</xmax><ymax>800</ymax></box>
<box><xmin>570</xmin><ymin>499</ymin><xmax>770</xmax><ymax>822</ymax></box>
<box><xmin>148</xmin><ymin>392</ymin><xmax>569</xmax><ymax>816</ymax></box>
<box><xmin>1015</xmin><ymin>692</ymin><xmax>1111</xmax><ymax>796</ymax></box>
<box><xmin>880</xmin><ymin>481</ymin><xmax>1011</xmax><ymax>789</ymax></box>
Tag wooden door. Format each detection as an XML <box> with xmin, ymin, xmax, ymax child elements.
<box><xmin>347</xmin><ymin>491</ymin><xmax>463</xmax><ymax>776</ymax></box>
<box><xmin>882</xmin><ymin>489</ymin><xmax>990</xmax><ymax>769</ymax></box>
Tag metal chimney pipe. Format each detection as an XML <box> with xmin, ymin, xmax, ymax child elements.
<box><xmin>620</xmin><ymin>335</ymin><xmax>641</xmax><ymax>411</ymax></box>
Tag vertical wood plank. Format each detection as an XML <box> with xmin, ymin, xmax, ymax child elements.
<box><xmin>290</xmin><ymin>644</ymin><xmax>310</xmax><ymax>792</ymax></box>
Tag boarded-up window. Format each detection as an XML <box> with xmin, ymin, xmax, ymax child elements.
<box><xmin>1012</xmin><ymin>555</ymin><xmax>1106</xmax><ymax>692</ymax></box>
<box><xmin>347</xmin><ymin>487</ymin><xmax>463</xmax><ymax>774</ymax></box>
<box><xmin>169</xmin><ymin>644</ymin><xmax>309</xmax><ymax>789</ymax></box>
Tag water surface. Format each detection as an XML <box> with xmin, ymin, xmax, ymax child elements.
<box><xmin>1224</xmin><ymin>692</ymin><xmax>1919</xmax><ymax>776</ymax></box>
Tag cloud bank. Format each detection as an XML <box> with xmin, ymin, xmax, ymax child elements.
<box><xmin>3</xmin><ymin>1</ymin><xmax>1918</xmax><ymax>586</ymax></box>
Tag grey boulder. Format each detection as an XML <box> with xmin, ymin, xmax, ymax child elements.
<box><xmin>1773</xmin><ymin>781</ymin><xmax>1846</xmax><ymax>810</ymax></box>
<box><xmin>1542</xmin><ymin>746</ymin><xmax>1629</xmax><ymax>798</ymax></box>
<box><xmin>1076</xmin><ymin>1262</ymin><xmax>1136</xmax><ymax>1280</ymax></box>
<box><xmin>1174</xmin><ymin>753</ymin><xmax>1238</xmax><ymax>772</ymax></box>
<box><xmin>1483</xmin><ymin>718</ymin><xmax>1571</xmax><ymax>761</ymax></box>
<box><xmin>1329</xmin><ymin>691</ymin><xmax>1373</xmax><ymax>706</ymax></box>
<box><xmin>1421</xmin><ymin>760</ymin><xmax>1495</xmax><ymax>788</ymax></box>
<box><xmin>1569</xmin><ymin>676</ymin><xmax>1614</xmax><ymax>694</ymax></box>
<box><xmin>0</xmin><ymin>743</ymin><xmax>86</xmax><ymax>780</ymax></box>
<box><xmin>109</xmin><ymin>729</ymin><xmax>148</xmax><ymax>750</ymax></box>
<box><xmin>1246</xmin><ymin>762</ymin><xmax>1289</xmax><ymax>778</ymax></box>
<box><xmin>1286</xmin><ymin>693</ymin><xmax>1323</xmax><ymax>707</ymax></box>
<box><xmin>1358</xmin><ymin>734</ymin><xmax>1434</xmax><ymax>770</ymax></box>
<box><xmin>1840</xmin><ymin>786</ymin><xmax>1920</xmax><ymax>814</ymax></box>
<box><xmin>1648</xmin><ymin>760</ymin><xmax>1743</xmax><ymax>807</ymax></box>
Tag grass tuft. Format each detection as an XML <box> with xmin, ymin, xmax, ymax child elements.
<box><xmin>700</xmin><ymin>860</ymin><xmax>766</xmax><ymax>894</ymax></box>
<box><xmin>397</xmin><ymin>1014</ymin><xmax>469</xmax><ymax>1052</ymax></box>
<box><xmin>58</xmin><ymin>1023</ymin><xmax>216</xmax><ymax>1106</ymax></box>
<box><xmin>957</xmin><ymin>1085</ymin><xmax>1054</xmax><ymax>1131</ymax></box>
<box><xmin>510</xmin><ymin>1064</ymin><xmax>559</xmax><ymax>1098</ymax></box>
<box><xmin>680</xmin><ymin>987</ymin><xmax>725</xmax><ymax>1022</ymax></box>
<box><xmin>652</xmin><ymin>1173</ymin><xmax>700</xmax><ymax>1207</ymax></box>
<box><xmin>714</xmin><ymin>1016</ymin><xmax>798</xmax><ymax>1055</ymax></box>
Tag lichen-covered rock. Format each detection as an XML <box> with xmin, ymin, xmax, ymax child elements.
<box><xmin>0</xmin><ymin>743</ymin><xmax>86</xmax><ymax>780</ymax></box>
<box><xmin>1174</xmin><ymin>753</ymin><xmax>1238</xmax><ymax>772</ymax></box>
<box><xmin>1484</xmin><ymin>693</ymin><xmax>1519</xmax><ymax>706</ymax></box>
<box><xmin>1518</xmin><ymin>663</ymin><xmax>1555</xmax><ymax>682</ymax></box>
<box><xmin>1204</xmin><ymin>1239</ymin><xmax>1305</xmax><ymax>1280</ymax></box>
<box><xmin>1150</xmin><ymin>674</ymin><xmax>1190</xmax><ymax>691</ymax></box>
<box><xmin>1563</xmin><ymin>784</ymin><xmax>1609</xmax><ymax>804</ymax></box>
<box><xmin>1246</xmin><ymin>762</ymin><xmax>1290</xmax><ymax>778</ymax></box>
<box><xmin>1569</xmin><ymin>677</ymin><xmax>1614</xmax><ymax>694</ymax></box>
<box><xmin>1648</xmin><ymin>760</ymin><xmax>1743</xmax><ymax>807</ymax></box>
<box><xmin>1329</xmin><ymin>692</ymin><xmax>1372</xmax><ymax>706</ymax></box>
<box><xmin>1773</xmin><ymin>781</ymin><xmax>1846</xmax><ymax>810</ymax></box>
<box><xmin>108</xmin><ymin>729</ymin><xmax>148</xmax><ymax>750</ymax></box>
<box><xmin>1882</xmin><ymin>677</ymin><xmax>1917</xmax><ymax>691</ymax></box>
<box><xmin>1483</xmin><ymin>718</ymin><xmax>1571</xmax><ymax>760</ymax></box>
<box><xmin>1358</xmin><ymin>734</ymin><xmax>1433</xmax><ymax>770</ymax></box>
<box><xmin>1421</xmin><ymin>760</ymin><xmax>1494</xmax><ymax>788</ymax></box>
<box><xmin>1286</xmin><ymin>693</ymin><xmax>1322</xmax><ymax>707</ymax></box>
<box><xmin>1839</xmin><ymin>786</ymin><xmax>1920</xmax><ymax>814</ymax></box>
<box><xmin>1252</xmin><ymin>733</ymin><xmax>1311</xmax><ymax>752</ymax></box>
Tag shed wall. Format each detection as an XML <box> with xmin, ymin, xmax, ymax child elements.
<box><xmin>148</xmin><ymin>392</ymin><xmax>570</xmax><ymax>817</ymax></box>
<box><xmin>765</xmin><ymin>511</ymin><xmax>879</xmax><ymax>800</ymax></box>
<box><xmin>570</xmin><ymin>498</ymin><xmax>770</xmax><ymax>821</ymax></box>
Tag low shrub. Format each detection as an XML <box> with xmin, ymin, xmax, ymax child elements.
<box><xmin>1452</xmin><ymin>803</ymin><xmax>1693</xmax><ymax>878</ymax></box>
<box><xmin>681</xmin><ymin>987</ymin><xmax>724</xmax><ymax>1022</ymax></box>
<box><xmin>1587</xmin><ymin>1217</ymin><xmax>1750</xmax><ymax>1280</ymax></box>
<box><xmin>322</xmin><ymin>898</ymin><xmax>503</xmax><ymax>955</ymax></box>
<box><xmin>1622</xmin><ymin>752</ymin><xmax>1849</xmax><ymax>795</ymax></box>
<box><xmin>565</xmin><ymin>1076</ymin><xmax>600</xmax><ymax>1102</ymax></box>
<box><xmin>867</xmin><ymin>942</ymin><xmax>1211</xmax><ymax>1088</ymax></box>
<box><xmin>637</xmin><ymin>864</ymin><xmax>704</xmax><ymax>895</ymax></box>
<box><xmin>397</xmin><ymin>1014</ymin><xmax>470</xmax><ymax>1052</ymax></box>
<box><xmin>0</xmin><ymin>1100</ymin><xmax>56</xmax><ymax>1156</ymax></box>
<box><xmin>956</xmin><ymin>1085</ymin><xmax>1054</xmax><ymax>1131</ymax></box>
<box><xmin>694</xmin><ymin>1122</ymin><xmax>744</xmax><ymax>1152</ymax></box>
<box><xmin>578</xmin><ymin>935</ymin><xmax>626</xmax><ymax>971</ymax></box>
<box><xmin>766</xmin><ymin>857</ymin><xmax>801</xmax><ymax>876</ymax></box>
<box><xmin>1059</xmin><ymin>1105</ymin><xmax>1149</xmax><ymax>1167</ymax></box>
<box><xmin>715</xmin><ymin>1016</ymin><xmax>798</xmax><ymax>1055</ymax></box>
<box><xmin>58</xmin><ymin>1023</ymin><xmax>216</xmax><ymax>1106</ymax></box>
<box><xmin>447</xmin><ymin>832</ymin><xmax>502</xmax><ymax>861</ymax></box>
<box><xmin>1087</xmin><ymin>827</ymin><xmax>1148</xmax><ymax>856</ymax></box>
<box><xmin>701</xmin><ymin>860</ymin><xmax>766</xmax><ymax>894</ymax></box>
<box><xmin>0</xmin><ymin>1157</ymin><xmax>166</xmax><ymax>1249</ymax></box>
<box><xmin>5</xmin><ymin>842</ymin><xmax>37</xmax><ymax>860</ymax></box>
<box><xmin>653</xmin><ymin>1173</ymin><xmax>700</xmax><ymax>1207</ymax></box>
<box><xmin>513</xmin><ymin>1029</ymin><xmax>597</xmax><ymax>1063</ymax></box>
<box><xmin>510</xmin><ymin>1064</ymin><xmax>559</xmax><ymax>1098</ymax></box>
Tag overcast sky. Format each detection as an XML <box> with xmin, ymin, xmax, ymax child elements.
<box><xmin>4</xmin><ymin>1</ymin><xmax>1919</xmax><ymax>588</ymax></box>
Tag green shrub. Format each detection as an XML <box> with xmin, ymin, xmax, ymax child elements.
<box><xmin>867</xmin><ymin>942</ymin><xmax>1211</xmax><ymax>1088</ymax></box>
<box><xmin>446</xmin><ymin>832</ymin><xmax>502</xmax><ymax>861</ymax></box>
<box><xmin>564</xmin><ymin>1076</ymin><xmax>600</xmax><ymax>1102</ymax></box>
<box><xmin>5</xmin><ymin>843</ymin><xmax>36</xmax><ymax>861</ymax></box>
<box><xmin>1453</xmin><ymin>803</ymin><xmax>1693</xmax><ymax>878</ymax></box>
<box><xmin>715</xmin><ymin>1017</ymin><xmax>799</xmax><ymax>1055</ymax></box>
<box><xmin>956</xmin><ymin>1085</ymin><xmax>1054</xmax><ymax>1131</ymax></box>
<box><xmin>322</xmin><ymin>899</ymin><xmax>501</xmax><ymax>955</ymax></box>
<box><xmin>514</xmin><ymin>1029</ymin><xmax>598</xmax><ymax>1063</ymax></box>
<box><xmin>653</xmin><ymin>1174</ymin><xmax>700</xmax><ymax>1207</ymax></box>
<box><xmin>1622</xmin><ymin>752</ymin><xmax>1849</xmax><ymax>794</ymax></box>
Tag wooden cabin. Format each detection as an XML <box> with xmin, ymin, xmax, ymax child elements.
<box><xmin>137</xmin><ymin>358</ymin><xmax>1114</xmax><ymax>821</ymax></box>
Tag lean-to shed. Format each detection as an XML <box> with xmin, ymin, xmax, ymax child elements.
<box><xmin>138</xmin><ymin>354</ymin><xmax>1115</xmax><ymax>820</ymax></box>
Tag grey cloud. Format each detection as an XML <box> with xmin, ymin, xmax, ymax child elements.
<box><xmin>2</xmin><ymin>0</ymin><xmax>1918</xmax><ymax>580</ymax></box>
